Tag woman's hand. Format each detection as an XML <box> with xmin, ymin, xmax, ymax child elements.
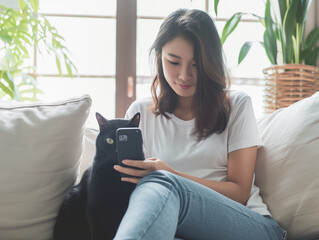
<box><xmin>114</xmin><ymin>158</ymin><xmax>176</xmax><ymax>184</ymax></box>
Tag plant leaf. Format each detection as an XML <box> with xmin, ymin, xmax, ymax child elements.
<box><xmin>19</xmin><ymin>44</ymin><xmax>30</xmax><ymax>58</ymax></box>
<box><xmin>305</xmin><ymin>27</ymin><xmax>319</xmax><ymax>49</ymax></box>
<box><xmin>263</xmin><ymin>31</ymin><xmax>277</xmax><ymax>64</ymax></box>
<box><xmin>30</xmin><ymin>0</ymin><xmax>39</xmax><ymax>14</ymax></box>
<box><xmin>221</xmin><ymin>12</ymin><xmax>244</xmax><ymax>44</ymax></box>
<box><xmin>63</xmin><ymin>55</ymin><xmax>74</xmax><ymax>78</ymax></box>
<box><xmin>18</xmin><ymin>0</ymin><xmax>27</xmax><ymax>10</ymax></box>
<box><xmin>283</xmin><ymin>0</ymin><xmax>298</xmax><ymax>63</ymax></box>
<box><xmin>251</xmin><ymin>13</ymin><xmax>263</xmax><ymax>23</ymax></box>
<box><xmin>296</xmin><ymin>0</ymin><xmax>312</xmax><ymax>24</ymax></box>
<box><xmin>8</xmin><ymin>75</ymin><xmax>21</xmax><ymax>101</ymax></box>
<box><xmin>278</xmin><ymin>0</ymin><xmax>288</xmax><ymax>23</ymax></box>
<box><xmin>55</xmin><ymin>56</ymin><xmax>62</xmax><ymax>75</ymax></box>
<box><xmin>0</xmin><ymin>0</ymin><xmax>77</xmax><ymax>101</ymax></box>
<box><xmin>303</xmin><ymin>46</ymin><xmax>319</xmax><ymax>66</ymax></box>
<box><xmin>238</xmin><ymin>41</ymin><xmax>253</xmax><ymax>65</ymax></box>
<box><xmin>2</xmin><ymin>71</ymin><xmax>15</xmax><ymax>91</ymax></box>
<box><xmin>301</xmin><ymin>48</ymin><xmax>311</xmax><ymax>62</ymax></box>
<box><xmin>292</xmin><ymin>35</ymin><xmax>298</xmax><ymax>63</ymax></box>
<box><xmin>0</xmin><ymin>80</ymin><xmax>14</xmax><ymax>98</ymax></box>
<box><xmin>0</xmin><ymin>31</ymin><xmax>12</xmax><ymax>43</ymax></box>
<box><xmin>17</xmin><ymin>32</ymin><xmax>32</xmax><ymax>46</ymax></box>
<box><xmin>263</xmin><ymin>0</ymin><xmax>277</xmax><ymax>64</ymax></box>
<box><xmin>214</xmin><ymin>0</ymin><xmax>220</xmax><ymax>16</ymax></box>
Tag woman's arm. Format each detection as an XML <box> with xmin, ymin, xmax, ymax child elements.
<box><xmin>174</xmin><ymin>146</ymin><xmax>257</xmax><ymax>205</ymax></box>
<box><xmin>114</xmin><ymin>146</ymin><xmax>257</xmax><ymax>205</ymax></box>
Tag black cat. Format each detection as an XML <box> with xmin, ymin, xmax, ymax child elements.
<box><xmin>53</xmin><ymin>112</ymin><xmax>141</xmax><ymax>240</ymax></box>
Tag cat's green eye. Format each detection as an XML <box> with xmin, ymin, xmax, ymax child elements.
<box><xmin>106</xmin><ymin>138</ymin><xmax>114</xmax><ymax>144</ymax></box>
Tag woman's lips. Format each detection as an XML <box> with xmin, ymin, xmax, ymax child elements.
<box><xmin>178</xmin><ymin>84</ymin><xmax>192</xmax><ymax>90</ymax></box>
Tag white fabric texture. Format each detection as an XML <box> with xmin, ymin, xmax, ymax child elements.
<box><xmin>255</xmin><ymin>91</ymin><xmax>319</xmax><ymax>239</ymax></box>
<box><xmin>78</xmin><ymin>128</ymin><xmax>98</xmax><ymax>179</ymax></box>
<box><xmin>0</xmin><ymin>95</ymin><xmax>91</xmax><ymax>240</ymax></box>
<box><xmin>125</xmin><ymin>90</ymin><xmax>270</xmax><ymax>216</ymax></box>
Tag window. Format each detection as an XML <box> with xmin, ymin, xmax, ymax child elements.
<box><xmin>209</xmin><ymin>0</ymin><xmax>268</xmax><ymax>119</ymax></box>
<box><xmin>35</xmin><ymin>0</ymin><xmax>268</xmax><ymax>128</ymax></box>
<box><xmin>37</xmin><ymin>0</ymin><xmax>117</xmax><ymax>128</ymax></box>
<box><xmin>136</xmin><ymin>0</ymin><xmax>269</xmax><ymax>119</ymax></box>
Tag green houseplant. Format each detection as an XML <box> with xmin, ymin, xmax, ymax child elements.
<box><xmin>215</xmin><ymin>0</ymin><xmax>319</xmax><ymax>112</ymax></box>
<box><xmin>217</xmin><ymin>0</ymin><xmax>319</xmax><ymax>66</ymax></box>
<box><xmin>0</xmin><ymin>0</ymin><xmax>76</xmax><ymax>101</ymax></box>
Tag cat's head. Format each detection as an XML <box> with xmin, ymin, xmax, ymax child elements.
<box><xmin>94</xmin><ymin>112</ymin><xmax>141</xmax><ymax>157</ymax></box>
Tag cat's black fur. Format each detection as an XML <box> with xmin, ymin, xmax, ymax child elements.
<box><xmin>53</xmin><ymin>112</ymin><xmax>141</xmax><ymax>240</ymax></box>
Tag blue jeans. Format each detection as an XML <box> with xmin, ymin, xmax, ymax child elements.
<box><xmin>114</xmin><ymin>170</ymin><xmax>287</xmax><ymax>240</ymax></box>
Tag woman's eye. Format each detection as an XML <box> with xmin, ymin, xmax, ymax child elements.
<box><xmin>168</xmin><ymin>60</ymin><xmax>179</xmax><ymax>65</ymax></box>
<box><xmin>106</xmin><ymin>138</ymin><xmax>114</xmax><ymax>144</ymax></box>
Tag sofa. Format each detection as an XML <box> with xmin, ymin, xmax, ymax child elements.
<box><xmin>0</xmin><ymin>92</ymin><xmax>318</xmax><ymax>240</ymax></box>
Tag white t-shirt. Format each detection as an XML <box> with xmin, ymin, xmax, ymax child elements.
<box><xmin>125</xmin><ymin>90</ymin><xmax>270</xmax><ymax>216</ymax></box>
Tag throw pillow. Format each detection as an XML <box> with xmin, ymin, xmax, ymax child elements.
<box><xmin>255</xmin><ymin>91</ymin><xmax>319</xmax><ymax>239</ymax></box>
<box><xmin>0</xmin><ymin>95</ymin><xmax>92</xmax><ymax>240</ymax></box>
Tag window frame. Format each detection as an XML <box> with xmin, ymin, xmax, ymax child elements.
<box><xmin>35</xmin><ymin>0</ymin><xmax>263</xmax><ymax>118</ymax></box>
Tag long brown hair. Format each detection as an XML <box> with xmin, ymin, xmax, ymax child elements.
<box><xmin>150</xmin><ymin>9</ymin><xmax>231</xmax><ymax>141</ymax></box>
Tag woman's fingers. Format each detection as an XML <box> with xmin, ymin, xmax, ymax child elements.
<box><xmin>113</xmin><ymin>164</ymin><xmax>146</xmax><ymax>184</ymax></box>
<box><xmin>114</xmin><ymin>164</ymin><xmax>148</xmax><ymax>177</ymax></box>
<box><xmin>113</xmin><ymin>158</ymin><xmax>175</xmax><ymax>183</ymax></box>
<box><xmin>122</xmin><ymin>159</ymin><xmax>147</xmax><ymax>168</ymax></box>
<box><xmin>121</xmin><ymin>177</ymin><xmax>141</xmax><ymax>184</ymax></box>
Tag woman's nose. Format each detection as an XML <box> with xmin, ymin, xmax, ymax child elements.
<box><xmin>179</xmin><ymin>66</ymin><xmax>192</xmax><ymax>81</ymax></box>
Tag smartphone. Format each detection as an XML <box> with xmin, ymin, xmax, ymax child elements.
<box><xmin>116</xmin><ymin>127</ymin><xmax>145</xmax><ymax>178</ymax></box>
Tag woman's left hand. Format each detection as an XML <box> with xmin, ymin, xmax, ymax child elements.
<box><xmin>114</xmin><ymin>158</ymin><xmax>176</xmax><ymax>184</ymax></box>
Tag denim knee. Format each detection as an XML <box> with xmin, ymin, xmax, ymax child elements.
<box><xmin>138</xmin><ymin>170</ymin><xmax>178</xmax><ymax>189</ymax></box>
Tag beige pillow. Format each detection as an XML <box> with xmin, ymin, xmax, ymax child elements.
<box><xmin>0</xmin><ymin>95</ymin><xmax>91</xmax><ymax>240</ymax></box>
<box><xmin>256</xmin><ymin>91</ymin><xmax>319</xmax><ymax>240</ymax></box>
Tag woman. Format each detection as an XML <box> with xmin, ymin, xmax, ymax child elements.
<box><xmin>113</xmin><ymin>9</ymin><xmax>287</xmax><ymax>240</ymax></box>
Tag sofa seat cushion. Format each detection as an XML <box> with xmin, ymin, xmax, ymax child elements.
<box><xmin>256</xmin><ymin>91</ymin><xmax>319</xmax><ymax>240</ymax></box>
<box><xmin>0</xmin><ymin>95</ymin><xmax>91</xmax><ymax>240</ymax></box>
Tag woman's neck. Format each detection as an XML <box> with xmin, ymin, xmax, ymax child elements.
<box><xmin>173</xmin><ymin>96</ymin><xmax>194</xmax><ymax>121</ymax></box>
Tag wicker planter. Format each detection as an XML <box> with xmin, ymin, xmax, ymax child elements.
<box><xmin>263</xmin><ymin>64</ymin><xmax>319</xmax><ymax>113</ymax></box>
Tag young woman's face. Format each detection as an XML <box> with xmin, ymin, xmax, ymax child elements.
<box><xmin>161</xmin><ymin>36</ymin><xmax>197</xmax><ymax>98</ymax></box>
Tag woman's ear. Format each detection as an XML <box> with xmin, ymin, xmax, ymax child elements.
<box><xmin>129</xmin><ymin>112</ymin><xmax>140</xmax><ymax>127</ymax></box>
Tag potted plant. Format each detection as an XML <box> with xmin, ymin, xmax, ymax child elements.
<box><xmin>215</xmin><ymin>0</ymin><xmax>319</xmax><ymax>112</ymax></box>
<box><xmin>0</xmin><ymin>0</ymin><xmax>76</xmax><ymax>101</ymax></box>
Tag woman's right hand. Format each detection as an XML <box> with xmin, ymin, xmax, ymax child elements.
<box><xmin>114</xmin><ymin>157</ymin><xmax>177</xmax><ymax>184</ymax></box>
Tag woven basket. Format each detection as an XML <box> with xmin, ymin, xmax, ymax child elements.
<box><xmin>263</xmin><ymin>64</ymin><xmax>319</xmax><ymax>113</ymax></box>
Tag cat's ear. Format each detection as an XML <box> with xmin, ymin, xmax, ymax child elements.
<box><xmin>128</xmin><ymin>112</ymin><xmax>140</xmax><ymax>127</ymax></box>
<box><xmin>96</xmin><ymin>112</ymin><xmax>110</xmax><ymax>129</ymax></box>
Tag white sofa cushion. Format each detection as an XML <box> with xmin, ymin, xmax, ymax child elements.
<box><xmin>78</xmin><ymin>128</ymin><xmax>98</xmax><ymax>178</ymax></box>
<box><xmin>256</xmin><ymin>91</ymin><xmax>319</xmax><ymax>239</ymax></box>
<box><xmin>0</xmin><ymin>95</ymin><xmax>91</xmax><ymax>240</ymax></box>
